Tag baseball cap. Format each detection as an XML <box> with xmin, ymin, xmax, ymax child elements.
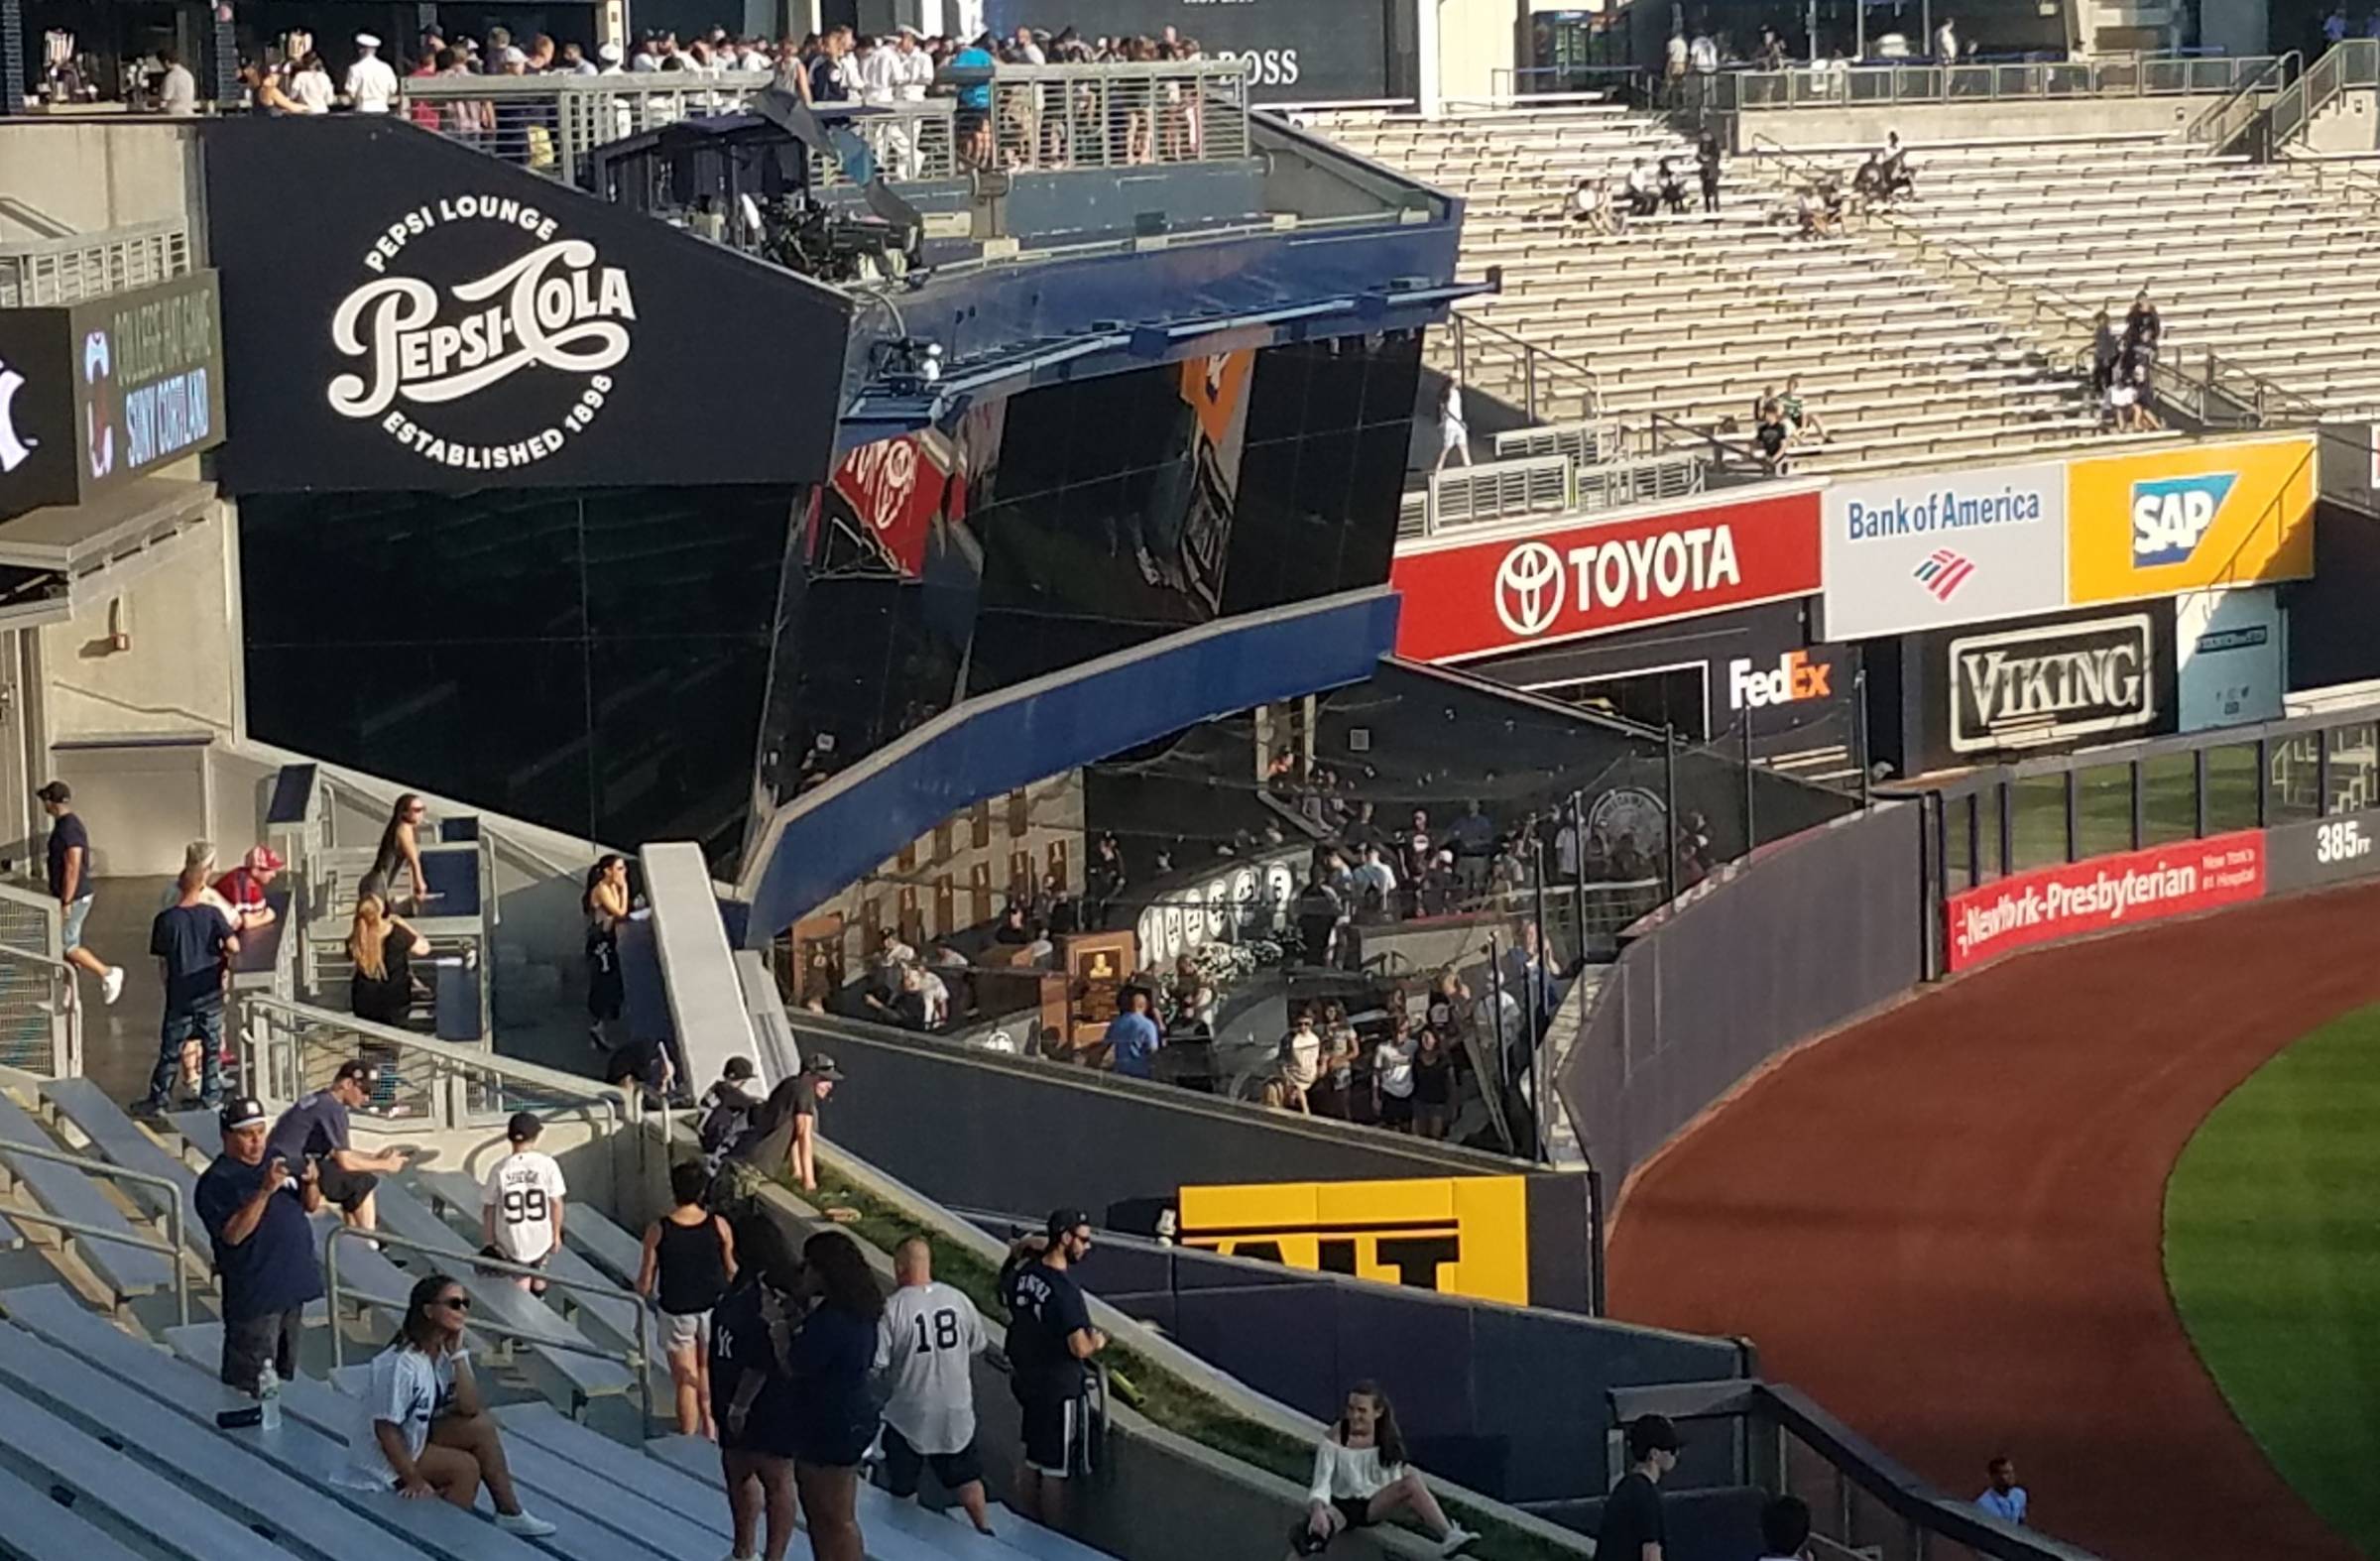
<box><xmin>1046</xmin><ymin>1207</ymin><xmax>1092</xmax><ymax>1241</ymax></box>
<box><xmin>220</xmin><ymin>1095</ymin><xmax>269</xmax><ymax>1131</ymax></box>
<box><xmin>34</xmin><ymin>780</ymin><xmax>69</xmax><ymax>804</ymax></box>
<box><xmin>1627</xmin><ymin>1413</ymin><xmax>1683</xmax><ymax>1460</ymax></box>
<box><xmin>801</xmin><ymin>1051</ymin><xmax>845</xmax><ymax>1080</ymax></box>
<box><xmin>724</xmin><ymin>1056</ymin><xmax>757</xmax><ymax>1080</ymax></box>
<box><xmin>332</xmin><ymin>1058</ymin><xmax>375</xmax><ymax>1089</ymax></box>
<box><xmin>506</xmin><ymin>1111</ymin><xmax>542</xmax><ymax>1141</ymax></box>
<box><xmin>245</xmin><ymin>845</ymin><xmax>288</xmax><ymax>873</ymax></box>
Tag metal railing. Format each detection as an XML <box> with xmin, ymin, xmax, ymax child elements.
<box><xmin>236</xmin><ymin>994</ymin><xmax>631</xmax><ymax>1137</ymax></box>
<box><xmin>1441</xmin><ymin>309</ymin><xmax>1603</xmax><ymax>421</ymax></box>
<box><xmin>2269</xmin><ymin>39</ymin><xmax>2380</xmax><ymax>149</ymax></box>
<box><xmin>982</xmin><ymin>60</ymin><xmax>1251</xmax><ymax>173</ymax></box>
<box><xmin>0</xmin><ymin>883</ymin><xmax>75</xmax><ymax>1079</ymax></box>
<box><xmin>2181</xmin><ymin>49</ymin><xmax>2300</xmax><ymax>151</ymax></box>
<box><xmin>324</xmin><ymin>1224</ymin><xmax>654</xmax><ymax>1429</ymax></box>
<box><xmin>397</xmin><ymin>59</ymin><xmax>1250</xmax><ymax>189</ymax></box>
<box><xmin>0</xmin><ymin>218</ymin><xmax>191</xmax><ymax>308</ymax></box>
<box><xmin>1400</xmin><ymin>449</ymin><xmax>1706</xmax><ymax>537</ymax></box>
<box><xmin>0</xmin><ymin>1137</ymin><xmax>189</xmax><ymax>1324</ymax></box>
<box><xmin>1700</xmin><ymin>54</ymin><xmax>2280</xmax><ymax>114</ymax></box>
<box><xmin>399</xmin><ymin>71</ymin><xmax>774</xmax><ymax>183</ymax></box>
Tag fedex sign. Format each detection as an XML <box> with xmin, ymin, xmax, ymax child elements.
<box><xmin>1390</xmin><ymin>490</ymin><xmax>1824</xmax><ymax>662</ymax></box>
<box><xmin>1728</xmin><ymin>649</ymin><xmax>1835</xmax><ymax>709</ymax></box>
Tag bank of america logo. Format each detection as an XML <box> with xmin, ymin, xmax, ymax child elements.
<box><xmin>1914</xmin><ymin>548</ymin><xmax>1975</xmax><ymax>601</ymax></box>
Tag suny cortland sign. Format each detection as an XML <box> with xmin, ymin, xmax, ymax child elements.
<box><xmin>1389</xmin><ymin>490</ymin><xmax>1824</xmax><ymax>662</ymax></box>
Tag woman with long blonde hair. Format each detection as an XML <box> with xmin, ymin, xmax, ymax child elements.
<box><xmin>349</xmin><ymin>892</ymin><xmax>429</xmax><ymax>1028</ymax></box>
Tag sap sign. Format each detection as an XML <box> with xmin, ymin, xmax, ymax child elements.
<box><xmin>2130</xmin><ymin>473</ymin><xmax>2237</xmax><ymax>566</ymax></box>
<box><xmin>2068</xmin><ymin>436</ymin><xmax>2314</xmax><ymax>604</ymax></box>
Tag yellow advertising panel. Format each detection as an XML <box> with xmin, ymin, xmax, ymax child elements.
<box><xmin>2067</xmin><ymin>435</ymin><xmax>2316</xmax><ymax>604</ymax></box>
<box><xmin>1177</xmin><ymin>1176</ymin><xmax>1529</xmax><ymax>1306</ymax></box>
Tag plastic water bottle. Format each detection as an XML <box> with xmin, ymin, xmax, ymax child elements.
<box><xmin>258</xmin><ymin>1362</ymin><xmax>283</xmax><ymax>1432</ymax></box>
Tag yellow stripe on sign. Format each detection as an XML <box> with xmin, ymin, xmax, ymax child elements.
<box><xmin>2066</xmin><ymin>434</ymin><xmax>2317</xmax><ymax>605</ymax></box>
<box><xmin>1175</xmin><ymin>1176</ymin><xmax>1531</xmax><ymax>1306</ymax></box>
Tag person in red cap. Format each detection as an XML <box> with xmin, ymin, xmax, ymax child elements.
<box><xmin>214</xmin><ymin>845</ymin><xmax>286</xmax><ymax>932</ymax></box>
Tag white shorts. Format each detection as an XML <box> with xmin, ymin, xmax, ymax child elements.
<box><xmin>1440</xmin><ymin>422</ymin><xmax>1468</xmax><ymax>452</ymax></box>
<box><xmin>662</xmin><ymin>1308</ymin><xmax>711</xmax><ymax>1352</ymax></box>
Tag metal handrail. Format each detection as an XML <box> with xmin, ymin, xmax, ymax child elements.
<box><xmin>0</xmin><ymin>1136</ymin><xmax>189</xmax><ymax>1324</ymax></box>
<box><xmin>1445</xmin><ymin>309</ymin><xmax>1603</xmax><ymax>420</ymax></box>
<box><xmin>1705</xmin><ymin>54</ymin><xmax>2281</xmax><ymax>114</ymax></box>
<box><xmin>2270</xmin><ymin>40</ymin><xmax>2379</xmax><ymax>149</ymax></box>
<box><xmin>236</xmin><ymin>994</ymin><xmax>634</xmax><ymax>1138</ymax></box>
<box><xmin>0</xmin><ymin>938</ymin><xmax>82</xmax><ymax>1080</ymax></box>
<box><xmin>324</xmin><ymin>1224</ymin><xmax>654</xmax><ymax>1429</ymax></box>
<box><xmin>2182</xmin><ymin>49</ymin><xmax>2299</xmax><ymax>148</ymax></box>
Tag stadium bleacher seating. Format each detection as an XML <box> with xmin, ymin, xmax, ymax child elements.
<box><xmin>0</xmin><ymin>1059</ymin><xmax>1119</xmax><ymax>1561</ymax></box>
<box><xmin>1300</xmin><ymin>103</ymin><xmax>2187</xmax><ymax>472</ymax></box>
<box><xmin>1795</xmin><ymin>134</ymin><xmax>2380</xmax><ymax>416</ymax></box>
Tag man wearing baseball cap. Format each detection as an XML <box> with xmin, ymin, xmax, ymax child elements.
<box><xmin>266</xmin><ymin>1058</ymin><xmax>411</xmax><ymax>1235</ymax></box>
<box><xmin>194</xmin><ymin>1096</ymin><xmax>324</xmax><ymax>1393</ymax></box>
<box><xmin>481</xmin><ymin>1112</ymin><xmax>566</xmax><ymax>1292</ymax></box>
<box><xmin>1598</xmin><ymin>1413</ymin><xmax>1681</xmax><ymax>1561</ymax></box>
<box><xmin>214</xmin><ymin>845</ymin><xmax>287</xmax><ymax>931</ymax></box>
<box><xmin>997</xmin><ymin>1208</ymin><xmax>1107</xmax><ymax>1526</ymax></box>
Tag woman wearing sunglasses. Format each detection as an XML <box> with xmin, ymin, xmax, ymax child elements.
<box><xmin>333</xmin><ymin>1272</ymin><xmax>557</xmax><ymax>1537</ymax></box>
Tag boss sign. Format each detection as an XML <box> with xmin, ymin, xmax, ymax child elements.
<box><xmin>1389</xmin><ymin>490</ymin><xmax>1824</xmax><ymax>662</ymax></box>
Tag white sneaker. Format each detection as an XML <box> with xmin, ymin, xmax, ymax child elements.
<box><xmin>495</xmin><ymin>1511</ymin><xmax>558</xmax><ymax>1539</ymax></box>
<box><xmin>1439</xmin><ymin>1526</ymin><xmax>1479</xmax><ymax>1556</ymax></box>
<box><xmin>101</xmin><ymin>966</ymin><xmax>124</xmax><ymax>1006</ymax></box>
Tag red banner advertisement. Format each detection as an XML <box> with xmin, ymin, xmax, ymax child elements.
<box><xmin>1389</xmin><ymin>490</ymin><xmax>1824</xmax><ymax>662</ymax></box>
<box><xmin>1944</xmin><ymin>829</ymin><xmax>2268</xmax><ymax>973</ymax></box>
<box><xmin>827</xmin><ymin>430</ymin><xmax>961</xmax><ymax>577</ymax></box>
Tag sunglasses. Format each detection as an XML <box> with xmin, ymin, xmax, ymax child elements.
<box><xmin>439</xmin><ymin>1295</ymin><xmax>471</xmax><ymax>1311</ymax></box>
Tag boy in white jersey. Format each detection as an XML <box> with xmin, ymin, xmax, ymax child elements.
<box><xmin>480</xmin><ymin>1113</ymin><xmax>566</xmax><ymax>1293</ymax></box>
<box><xmin>874</xmin><ymin>1235</ymin><xmax>998</xmax><ymax>1533</ymax></box>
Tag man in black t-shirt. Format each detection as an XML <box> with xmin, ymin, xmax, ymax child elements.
<box><xmin>1599</xmin><ymin>1413</ymin><xmax>1680</xmax><ymax>1561</ymax></box>
<box><xmin>999</xmin><ymin>1207</ymin><xmax>1107</xmax><ymax>1526</ymax></box>
<box><xmin>39</xmin><ymin>781</ymin><xmax>125</xmax><ymax>1006</ymax></box>
<box><xmin>194</xmin><ymin>1096</ymin><xmax>325</xmax><ymax>1392</ymax></box>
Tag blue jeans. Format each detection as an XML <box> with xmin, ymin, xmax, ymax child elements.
<box><xmin>145</xmin><ymin>1003</ymin><xmax>224</xmax><ymax>1109</ymax></box>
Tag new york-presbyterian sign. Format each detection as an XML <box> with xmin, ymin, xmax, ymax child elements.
<box><xmin>0</xmin><ymin>270</ymin><xmax>227</xmax><ymax>521</ymax></box>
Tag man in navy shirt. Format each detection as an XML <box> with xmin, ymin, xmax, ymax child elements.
<box><xmin>267</xmin><ymin>1059</ymin><xmax>411</xmax><ymax>1237</ymax></box>
<box><xmin>999</xmin><ymin>1207</ymin><xmax>1106</xmax><ymax>1525</ymax></box>
<box><xmin>195</xmin><ymin>1095</ymin><xmax>324</xmax><ymax>1392</ymax></box>
<box><xmin>137</xmin><ymin>863</ymin><xmax>238</xmax><ymax>1114</ymax></box>
<box><xmin>39</xmin><ymin>780</ymin><xmax>125</xmax><ymax>1006</ymax></box>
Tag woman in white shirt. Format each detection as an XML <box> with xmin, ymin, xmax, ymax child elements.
<box><xmin>1286</xmin><ymin>1382</ymin><xmax>1475</xmax><ymax>1556</ymax></box>
<box><xmin>336</xmin><ymin>1272</ymin><xmax>557</xmax><ymax>1537</ymax></box>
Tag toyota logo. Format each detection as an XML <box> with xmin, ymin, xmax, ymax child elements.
<box><xmin>1494</xmin><ymin>541</ymin><xmax>1565</xmax><ymax>638</ymax></box>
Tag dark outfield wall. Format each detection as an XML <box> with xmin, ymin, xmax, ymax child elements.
<box><xmin>1557</xmin><ymin>804</ymin><xmax>1927</xmax><ymax>1201</ymax></box>
<box><xmin>974</xmin><ymin>1219</ymin><xmax>1746</xmax><ymax>1506</ymax></box>
<box><xmin>784</xmin><ymin>1014</ymin><xmax>1602</xmax><ymax>1310</ymax></box>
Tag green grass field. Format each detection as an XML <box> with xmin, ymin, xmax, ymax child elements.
<box><xmin>2166</xmin><ymin>1005</ymin><xmax>2380</xmax><ymax>1557</ymax></box>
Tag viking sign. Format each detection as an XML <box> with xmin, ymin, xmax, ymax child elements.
<box><xmin>327</xmin><ymin>196</ymin><xmax>635</xmax><ymax>472</ymax></box>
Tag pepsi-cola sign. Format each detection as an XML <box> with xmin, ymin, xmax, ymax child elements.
<box><xmin>1388</xmin><ymin>490</ymin><xmax>1825</xmax><ymax>663</ymax></box>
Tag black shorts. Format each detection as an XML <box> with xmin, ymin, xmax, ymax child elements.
<box><xmin>1379</xmin><ymin>1092</ymin><xmax>1415</xmax><ymax>1128</ymax></box>
<box><xmin>220</xmin><ymin>1307</ymin><xmax>301</xmax><ymax>1394</ymax></box>
<box><xmin>314</xmin><ymin>1159</ymin><xmax>379</xmax><ymax>1213</ymax></box>
<box><xmin>1289</xmin><ymin>1497</ymin><xmax>1375</xmax><ymax>1554</ymax></box>
<box><xmin>1015</xmin><ymin>1387</ymin><xmax>1083</xmax><ymax>1479</ymax></box>
<box><xmin>881</xmin><ymin>1423</ymin><xmax>984</xmax><ymax>1497</ymax></box>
